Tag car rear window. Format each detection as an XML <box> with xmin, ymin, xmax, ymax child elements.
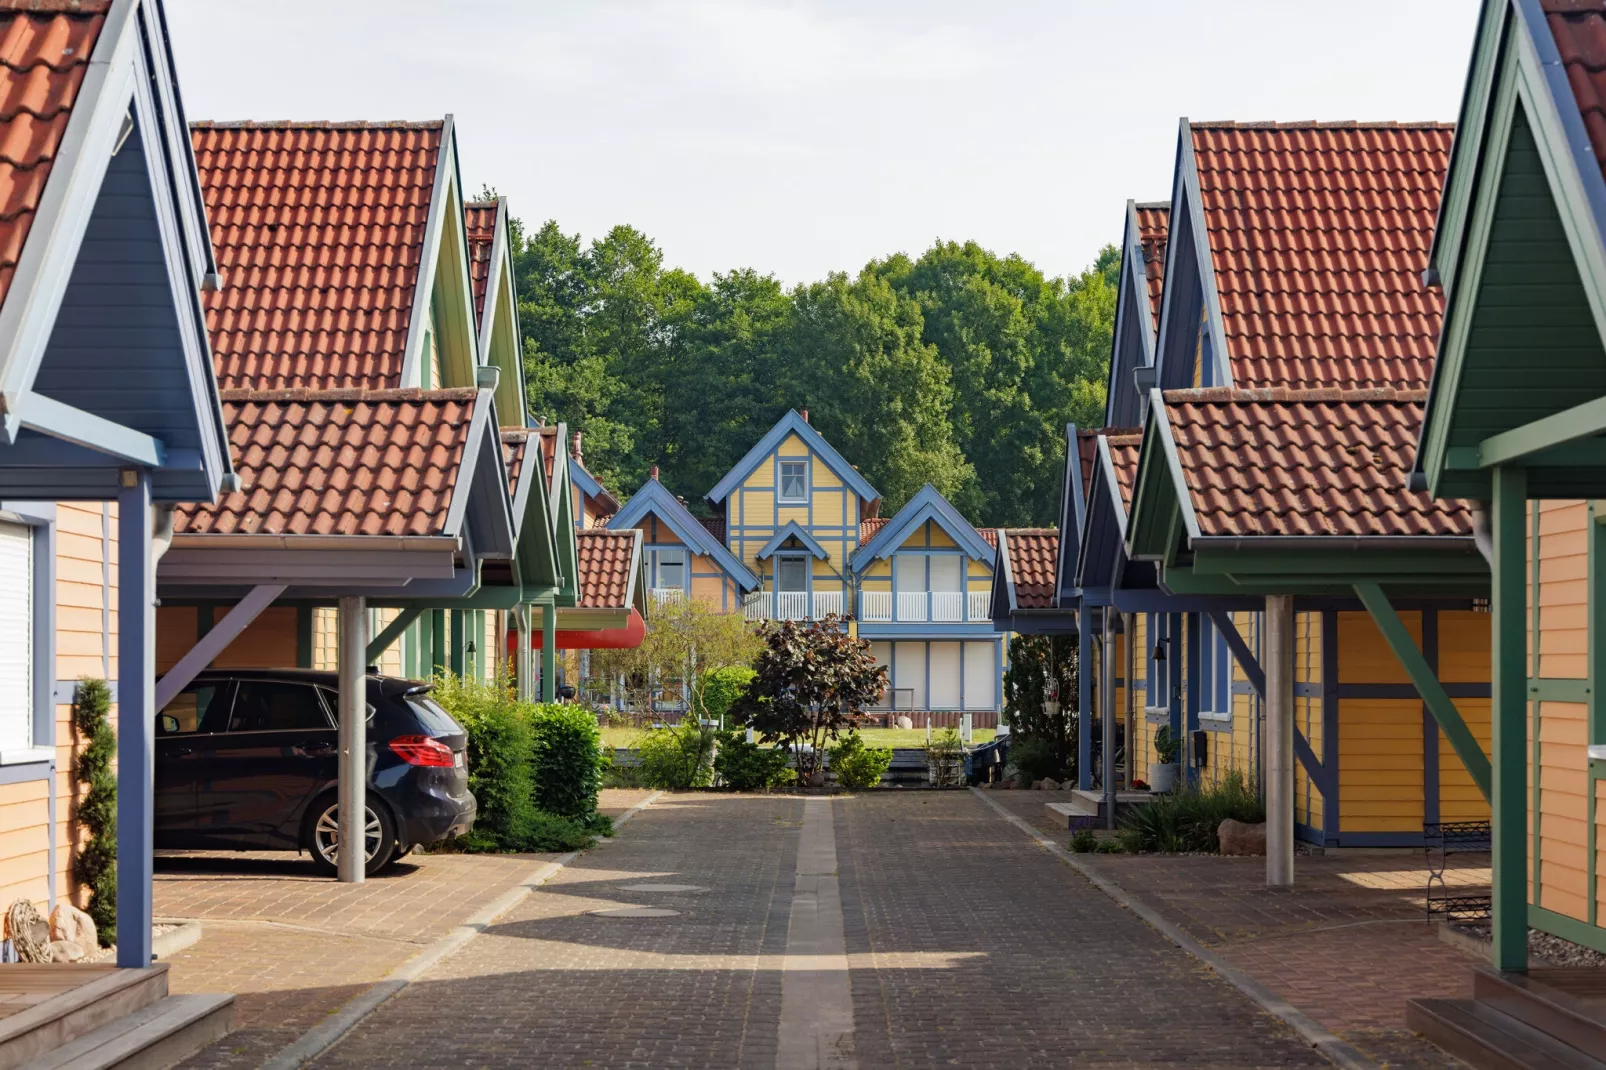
<box><xmin>404</xmin><ymin>693</ymin><xmax>463</xmax><ymax>737</ymax></box>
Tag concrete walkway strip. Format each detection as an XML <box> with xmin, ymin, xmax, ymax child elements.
<box><xmin>777</xmin><ymin>797</ymin><xmax>857</xmax><ymax>1070</ymax></box>
<box><xmin>969</xmin><ymin>788</ymin><xmax>1377</xmax><ymax>1070</ymax></box>
<box><xmin>261</xmin><ymin>790</ymin><xmax>663</xmax><ymax>1070</ymax></box>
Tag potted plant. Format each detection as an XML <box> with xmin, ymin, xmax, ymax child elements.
<box><xmin>1148</xmin><ymin>725</ymin><xmax>1180</xmax><ymax>793</ymax></box>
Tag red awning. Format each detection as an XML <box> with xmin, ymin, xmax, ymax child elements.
<box><xmin>509</xmin><ymin>609</ymin><xmax>646</xmax><ymax>651</ymax></box>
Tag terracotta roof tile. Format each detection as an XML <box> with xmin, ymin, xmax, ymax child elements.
<box><xmin>699</xmin><ymin>515</ymin><xmax>725</xmax><ymax>542</ymax></box>
<box><xmin>176</xmin><ymin>388</ymin><xmax>478</xmax><ymax>537</ymax></box>
<box><xmin>1004</xmin><ymin>528</ymin><xmax>1058</xmax><ymax>609</ymax></box>
<box><xmin>1135</xmin><ymin>201</ymin><xmax>1169</xmax><ymax>324</ymax></box>
<box><xmin>500</xmin><ymin>427</ymin><xmax>529</xmax><ymax>500</ymax></box>
<box><xmin>464</xmin><ymin>199</ymin><xmax>496</xmax><ymax>327</ymax></box>
<box><xmin>1545</xmin><ymin>2</ymin><xmax>1606</xmax><ymax>182</ymax></box>
<box><xmin>191</xmin><ymin>121</ymin><xmax>444</xmax><ymax>391</ymax></box>
<box><xmin>1191</xmin><ymin>122</ymin><xmax>1452</xmax><ymax>391</ymax></box>
<box><xmin>535</xmin><ymin>425</ymin><xmax>558</xmax><ymax>488</ymax></box>
<box><xmin>576</xmin><ymin>529</ymin><xmax>636</xmax><ymax>608</ymax></box>
<box><xmin>980</xmin><ymin>528</ymin><xmax>999</xmax><ymax>548</ymax></box>
<box><xmin>860</xmin><ymin>516</ymin><xmax>887</xmax><ymax>542</ymax></box>
<box><xmin>1161</xmin><ymin>387</ymin><xmax>1472</xmax><ymax>539</ymax></box>
<box><xmin>1105</xmin><ymin>433</ymin><xmax>1143</xmax><ymax>514</ymax></box>
<box><xmin>0</xmin><ymin>1</ymin><xmax>106</xmax><ymax>314</ymax></box>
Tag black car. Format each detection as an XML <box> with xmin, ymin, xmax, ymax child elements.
<box><xmin>155</xmin><ymin>669</ymin><xmax>477</xmax><ymax>876</ymax></box>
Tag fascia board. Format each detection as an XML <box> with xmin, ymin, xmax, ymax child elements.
<box><xmin>988</xmin><ymin>541</ymin><xmax>1012</xmax><ymax>623</ymax></box>
<box><xmin>400</xmin><ymin>115</ymin><xmax>455</xmax><ymax>388</ymax></box>
<box><xmin>0</xmin><ymin>1</ymin><xmax>136</xmax><ymax>436</ymax></box>
<box><xmin>995</xmin><ymin>529</ymin><xmax>1019</xmax><ymax>613</ymax></box>
<box><xmin>135</xmin><ymin>0</ymin><xmax>215</xmax><ymax>286</ymax></box>
<box><xmin>1103</xmin><ymin>203</ymin><xmax>1153</xmax><ymax>428</ymax></box>
<box><xmin>476</xmin><ymin>198</ymin><xmax>506</xmax><ymax>358</ymax></box>
<box><xmin>443</xmin><ymin>389</ymin><xmax>515</xmax><ymax>556</ymax></box>
<box><xmin>1155</xmin><ymin>397</ymin><xmax>1202</xmax><ymax>543</ymax></box>
<box><xmin>1149</xmin><ymin>124</ymin><xmax>1191</xmax><ymax>397</ymax></box>
<box><xmin>625</xmin><ymin>528</ymin><xmax>645</xmax><ymax>613</ymax></box>
<box><xmin>849</xmin><ymin>484</ymin><xmax>991</xmax><ymax>569</ymax></box>
<box><xmin>1180</xmin><ymin>123</ymin><xmax>1233</xmax><ymax>387</ymax></box>
<box><xmin>706</xmin><ymin>409</ymin><xmax>879</xmax><ymax>505</ymax></box>
<box><xmin>1126</xmin><ymin>392</ymin><xmax>1199</xmax><ymax>560</ymax></box>
<box><xmin>507</xmin><ymin>433</ymin><xmax>536</xmax><ymax>538</ymax></box>
<box><xmin>758</xmin><ymin>520</ymin><xmax>829</xmax><ymax>561</ymax></box>
<box><xmin>1056</xmin><ymin>424</ymin><xmax>1086</xmax><ymax>592</ymax></box>
<box><xmin>609</xmin><ymin>482</ymin><xmax>759</xmax><ymax>589</ymax></box>
<box><xmin>516</xmin><ymin>435</ymin><xmax>560</xmax><ymax>588</ymax></box>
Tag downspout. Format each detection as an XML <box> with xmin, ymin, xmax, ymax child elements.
<box><xmin>1470</xmin><ymin>503</ymin><xmax>1494</xmax><ymax>567</ymax></box>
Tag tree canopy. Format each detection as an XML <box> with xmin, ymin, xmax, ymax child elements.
<box><xmin>512</xmin><ymin>215</ymin><xmax>1116</xmax><ymax>527</ymax></box>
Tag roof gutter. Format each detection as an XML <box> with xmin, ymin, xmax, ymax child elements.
<box><xmin>169</xmin><ymin>534</ymin><xmax>462</xmax><ymax>551</ymax></box>
<box><xmin>1190</xmin><ymin>535</ymin><xmax>1479</xmax><ymax>552</ymax></box>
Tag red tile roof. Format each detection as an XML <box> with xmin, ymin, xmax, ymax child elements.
<box><xmin>1190</xmin><ymin>122</ymin><xmax>1452</xmax><ymax>391</ymax></box>
<box><xmin>1003</xmin><ymin>528</ymin><xmax>1058</xmax><ymax>609</ymax></box>
<box><xmin>1104</xmin><ymin>433</ymin><xmax>1143</xmax><ymax>514</ymax></box>
<box><xmin>576</xmin><ymin>529</ymin><xmax>637</xmax><ymax>608</ymax></box>
<box><xmin>176</xmin><ymin>388</ymin><xmax>479</xmax><ymax>538</ymax></box>
<box><xmin>980</xmin><ymin>528</ymin><xmax>999</xmax><ymax>548</ymax></box>
<box><xmin>1076</xmin><ymin>428</ymin><xmax>1101</xmax><ymax>503</ymax></box>
<box><xmin>860</xmin><ymin>517</ymin><xmax>887</xmax><ymax>542</ymax></box>
<box><xmin>1135</xmin><ymin>201</ymin><xmax>1169</xmax><ymax>324</ymax></box>
<box><xmin>535</xmin><ymin>425</ymin><xmax>558</xmax><ymax>488</ymax></box>
<box><xmin>500</xmin><ymin>427</ymin><xmax>530</xmax><ymax>501</ymax></box>
<box><xmin>464</xmin><ymin>199</ymin><xmax>496</xmax><ymax>326</ymax></box>
<box><xmin>1161</xmin><ymin>387</ymin><xmax>1472</xmax><ymax>539</ymax></box>
<box><xmin>699</xmin><ymin>515</ymin><xmax>726</xmax><ymax>542</ymax></box>
<box><xmin>1546</xmin><ymin>2</ymin><xmax>1606</xmax><ymax>182</ymax></box>
<box><xmin>192</xmin><ymin>121</ymin><xmax>444</xmax><ymax>391</ymax></box>
<box><xmin>0</xmin><ymin>1</ymin><xmax>106</xmax><ymax>314</ymax></box>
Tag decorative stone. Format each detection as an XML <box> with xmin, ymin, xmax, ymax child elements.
<box><xmin>1040</xmin><ymin>778</ymin><xmax>1061</xmax><ymax>791</ymax></box>
<box><xmin>1218</xmin><ymin>818</ymin><xmax>1267</xmax><ymax>856</ymax></box>
<box><xmin>44</xmin><ymin>940</ymin><xmax>84</xmax><ymax>963</ymax></box>
<box><xmin>896</xmin><ymin>716</ymin><xmax>913</xmax><ymax>730</ymax></box>
<box><xmin>50</xmin><ymin>902</ymin><xmax>97</xmax><ymax>958</ymax></box>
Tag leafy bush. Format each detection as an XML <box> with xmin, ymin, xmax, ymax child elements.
<box><xmin>714</xmin><ymin>732</ymin><xmax>793</xmax><ymax>791</ymax></box>
<box><xmin>702</xmin><ymin>666</ymin><xmax>755</xmax><ymax>725</ymax></box>
<box><xmin>427</xmin><ymin>674</ymin><xmax>539</xmax><ymax>851</ymax></box>
<box><xmin>829</xmin><ymin>732</ymin><xmax>893</xmax><ymax>790</ymax></box>
<box><xmin>1008</xmin><ymin>737</ymin><xmax>1063</xmax><ymax>784</ymax></box>
<box><xmin>1153</xmin><ymin>724</ymin><xmax>1181</xmax><ymax>764</ymax></box>
<box><xmin>1117</xmin><ymin>770</ymin><xmax>1265</xmax><ymax>853</ymax></box>
<box><xmin>637</xmin><ymin>719</ymin><xmax>717</xmax><ymax>789</ymax></box>
<box><xmin>1069</xmin><ymin>827</ymin><xmax>1097</xmax><ymax>853</ymax></box>
<box><xmin>529</xmin><ymin>703</ymin><xmax>605</xmax><ymax>819</ymax></box>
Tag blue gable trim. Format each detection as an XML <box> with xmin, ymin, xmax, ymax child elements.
<box><xmin>706</xmin><ymin>409</ymin><xmax>879</xmax><ymax>505</ymax></box>
<box><xmin>570</xmin><ymin>457</ymin><xmax>606</xmax><ymax>499</ymax></box>
<box><xmin>1055</xmin><ymin>425</ymin><xmax>1086</xmax><ymax>604</ymax></box>
<box><xmin>848</xmin><ymin>483</ymin><xmax>991</xmax><ymax>571</ymax></box>
<box><xmin>608</xmin><ymin>479</ymin><xmax>760</xmax><ymax>590</ymax></box>
<box><xmin>1104</xmin><ymin>201</ymin><xmax>1163</xmax><ymax>429</ymax></box>
<box><xmin>757</xmin><ymin>520</ymin><xmax>829</xmax><ymax>561</ymax></box>
<box><xmin>1153</xmin><ymin>122</ymin><xmax>1232</xmax><ymax>396</ymax></box>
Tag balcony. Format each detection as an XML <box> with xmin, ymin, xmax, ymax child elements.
<box><xmin>858</xmin><ymin>590</ymin><xmax>992</xmax><ymax>624</ymax></box>
<box><xmin>649</xmin><ymin>587</ymin><xmax>685</xmax><ymax>608</ymax></box>
<box><xmin>742</xmin><ymin>590</ymin><xmax>846</xmax><ymax>622</ymax></box>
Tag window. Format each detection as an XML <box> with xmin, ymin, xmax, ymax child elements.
<box><xmin>0</xmin><ymin>521</ymin><xmax>31</xmax><ymax>753</ymax></box>
<box><xmin>652</xmin><ymin>548</ymin><xmax>687</xmax><ymax>590</ymax></box>
<box><xmin>929</xmin><ymin>555</ymin><xmax>962</xmax><ymax>593</ymax></box>
<box><xmin>777</xmin><ymin>556</ymin><xmax>808</xmax><ymax>592</ymax></box>
<box><xmin>228</xmin><ymin>681</ymin><xmax>334</xmax><ymax>733</ymax></box>
<box><xmin>778</xmin><ymin>459</ymin><xmax>807</xmax><ymax>502</ymax></box>
<box><xmin>1198</xmin><ymin>616</ymin><xmax>1232</xmax><ymax>720</ymax></box>
<box><xmin>158</xmin><ymin>683</ymin><xmax>232</xmax><ymax>736</ymax></box>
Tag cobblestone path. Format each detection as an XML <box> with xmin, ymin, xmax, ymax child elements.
<box><xmin>297</xmin><ymin>790</ymin><xmax>1336</xmax><ymax>1069</ymax></box>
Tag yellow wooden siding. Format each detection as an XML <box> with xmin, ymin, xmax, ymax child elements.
<box><xmin>1441</xmin><ymin>697</ymin><xmax>1492</xmax><ymax>822</ymax></box>
<box><xmin>1596</xmin><ymin>777</ymin><xmax>1605</xmax><ymax>923</ymax></box>
<box><xmin>1338</xmin><ymin>699</ymin><xmax>1424</xmax><ymax>831</ymax></box>
<box><xmin>1536</xmin><ymin>700</ymin><xmax>1591</xmax><ymax>922</ymax></box>
<box><xmin>156</xmin><ymin>606</ymin><xmax>197</xmax><ymax>674</ymax></box>
<box><xmin>0</xmin><ymin>780</ymin><xmax>51</xmax><ymax>907</ymax></box>
<box><xmin>215</xmin><ymin>607</ymin><xmax>299</xmax><ymax>668</ymax></box>
<box><xmin>1293</xmin><ymin>612</ymin><xmax>1322</xmax><ymax>831</ymax></box>
<box><xmin>1129</xmin><ymin>614</ymin><xmax>1153</xmax><ymax>780</ymax></box>
<box><xmin>1537</xmin><ymin>500</ymin><xmax>1588</xmax><ymax>680</ymax></box>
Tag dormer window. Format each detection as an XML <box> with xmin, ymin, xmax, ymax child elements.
<box><xmin>778</xmin><ymin>459</ymin><xmax>808</xmax><ymax>503</ymax></box>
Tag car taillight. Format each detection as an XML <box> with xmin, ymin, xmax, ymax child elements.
<box><xmin>389</xmin><ymin>735</ymin><xmax>455</xmax><ymax>767</ymax></box>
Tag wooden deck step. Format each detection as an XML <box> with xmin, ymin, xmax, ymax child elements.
<box><xmin>0</xmin><ymin>967</ymin><xmax>168</xmax><ymax>1070</ymax></box>
<box><xmin>1406</xmin><ymin>997</ymin><xmax>1606</xmax><ymax>1070</ymax></box>
<box><xmin>18</xmin><ymin>994</ymin><xmax>232</xmax><ymax>1070</ymax></box>
<box><xmin>1474</xmin><ymin>968</ymin><xmax>1606</xmax><ymax>1059</ymax></box>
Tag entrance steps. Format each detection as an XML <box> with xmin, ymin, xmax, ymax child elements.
<box><xmin>0</xmin><ymin>964</ymin><xmax>232</xmax><ymax>1070</ymax></box>
<box><xmin>1407</xmin><ymin>966</ymin><xmax>1606</xmax><ymax>1069</ymax></box>
<box><xmin>1045</xmin><ymin>789</ymin><xmax>1153</xmax><ymax>827</ymax></box>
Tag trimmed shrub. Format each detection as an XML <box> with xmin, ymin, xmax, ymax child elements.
<box><xmin>524</xmin><ymin>810</ymin><xmax>597</xmax><ymax>852</ymax></box>
<box><xmin>72</xmin><ymin>679</ymin><xmax>116</xmax><ymax>946</ymax></box>
<box><xmin>701</xmin><ymin>666</ymin><xmax>756</xmax><ymax>725</ymax></box>
<box><xmin>637</xmin><ymin>719</ymin><xmax>717</xmax><ymax>789</ymax></box>
<box><xmin>529</xmin><ymin>703</ymin><xmax>605</xmax><ymax>820</ymax></box>
<box><xmin>1069</xmin><ymin>827</ymin><xmax>1097</xmax><ymax>853</ymax></box>
<box><xmin>1117</xmin><ymin>770</ymin><xmax>1265</xmax><ymax>853</ymax></box>
<box><xmin>828</xmin><ymin>732</ymin><xmax>893</xmax><ymax>790</ymax></box>
<box><xmin>431</xmin><ymin>674</ymin><xmax>539</xmax><ymax>850</ymax></box>
<box><xmin>1008</xmin><ymin>737</ymin><xmax>1062</xmax><ymax>784</ymax></box>
<box><xmin>714</xmin><ymin>732</ymin><xmax>793</xmax><ymax>791</ymax></box>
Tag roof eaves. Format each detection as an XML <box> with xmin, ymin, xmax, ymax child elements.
<box><xmin>847</xmin><ymin>483</ymin><xmax>991</xmax><ymax>571</ymax></box>
<box><xmin>757</xmin><ymin>519</ymin><xmax>830</xmax><ymax>561</ymax></box>
<box><xmin>607</xmin><ymin>479</ymin><xmax>759</xmax><ymax>590</ymax></box>
<box><xmin>706</xmin><ymin>409</ymin><xmax>880</xmax><ymax>505</ymax></box>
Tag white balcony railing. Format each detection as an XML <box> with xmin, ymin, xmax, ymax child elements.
<box><xmin>968</xmin><ymin>591</ymin><xmax>991</xmax><ymax>621</ymax></box>
<box><xmin>859</xmin><ymin>590</ymin><xmax>892</xmax><ymax>622</ymax></box>
<box><xmin>742</xmin><ymin>590</ymin><xmax>766</xmax><ymax>621</ymax></box>
<box><xmin>897</xmin><ymin>591</ymin><xmax>928</xmax><ymax>622</ymax></box>
<box><xmin>775</xmin><ymin>591</ymin><xmax>809</xmax><ymax>620</ymax></box>
<box><xmin>813</xmin><ymin>590</ymin><xmax>844</xmax><ymax>618</ymax></box>
<box><xmin>931</xmin><ymin>591</ymin><xmax>963</xmax><ymax>622</ymax></box>
<box><xmin>743</xmin><ymin>590</ymin><xmax>849</xmax><ymax>622</ymax></box>
<box><xmin>649</xmin><ymin>587</ymin><xmax>685</xmax><ymax>608</ymax></box>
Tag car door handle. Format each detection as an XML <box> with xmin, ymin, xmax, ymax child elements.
<box><xmin>295</xmin><ymin>741</ymin><xmax>336</xmax><ymax>757</ymax></box>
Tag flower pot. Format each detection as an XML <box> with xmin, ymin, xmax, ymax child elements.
<box><xmin>1147</xmin><ymin>762</ymin><xmax>1179</xmax><ymax>794</ymax></box>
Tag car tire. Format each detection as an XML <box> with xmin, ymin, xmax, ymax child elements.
<box><xmin>304</xmin><ymin>794</ymin><xmax>397</xmax><ymax>878</ymax></box>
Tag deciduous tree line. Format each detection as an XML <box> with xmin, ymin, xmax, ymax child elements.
<box><xmin>510</xmin><ymin>214</ymin><xmax>1117</xmax><ymax>526</ymax></box>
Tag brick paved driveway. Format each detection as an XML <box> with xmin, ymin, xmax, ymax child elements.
<box><xmin>300</xmin><ymin>791</ymin><xmax>1333</xmax><ymax>1069</ymax></box>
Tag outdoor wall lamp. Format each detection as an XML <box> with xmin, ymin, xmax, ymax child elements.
<box><xmin>1152</xmin><ymin>641</ymin><xmax>1166</xmax><ymax>662</ymax></box>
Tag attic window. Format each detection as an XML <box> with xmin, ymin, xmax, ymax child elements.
<box><xmin>779</xmin><ymin>460</ymin><xmax>807</xmax><ymax>503</ymax></box>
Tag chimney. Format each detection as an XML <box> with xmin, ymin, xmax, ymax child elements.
<box><xmin>800</xmin><ymin>407</ymin><xmax>809</xmax><ymax>424</ymax></box>
<box><xmin>650</xmin><ymin>465</ymin><xmax>660</xmax><ymax>481</ymax></box>
<box><xmin>572</xmin><ymin>430</ymin><xmax>583</xmax><ymax>463</ymax></box>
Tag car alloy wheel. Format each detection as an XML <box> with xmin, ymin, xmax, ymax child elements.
<box><xmin>313</xmin><ymin>802</ymin><xmax>383</xmax><ymax>866</ymax></box>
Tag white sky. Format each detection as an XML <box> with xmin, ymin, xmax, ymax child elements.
<box><xmin>165</xmin><ymin>0</ymin><xmax>1482</xmax><ymax>286</ymax></box>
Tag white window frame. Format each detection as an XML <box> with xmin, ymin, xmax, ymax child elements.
<box><xmin>652</xmin><ymin>548</ymin><xmax>687</xmax><ymax>591</ymax></box>
<box><xmin>0</xmin><ymin>506</ymin><xmax>54</xmax><ymax>768</ymax></box>
<box><xmin>777</xmin><ymin>459</ymin><xmax>808</xmax><ymax>504</ymax></box>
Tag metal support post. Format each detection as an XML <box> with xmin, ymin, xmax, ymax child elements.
<box><xmin>1102</xmin><ymin>610</ymin><xmax>1117</xmax><ymax>828</ymax></box>
<box><xmin>541</xmin><ymin>602</ymin><xmax>557</xmax><ymax>703</ymax></box>
<box><xmin>1078</xmin><ymin>604</ymin><xmax>1093</xmax><ymax>790</ymax></box>
<box><xmin>1265</xmin><ymin>594</ymin><xmax>1295</xmax><ymax>888</ymax></box>
<box><xmin>116</xmin><ymin>471</ymin><xmax>154</xmax><ymax>967</ymax></box>
<box><xmin>338</xmin><ymin>597</ymin><xmax>368</xmax><ymax>883</ymax></box>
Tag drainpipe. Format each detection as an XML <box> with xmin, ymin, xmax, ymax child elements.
<box><xmin>1470</xmin><ymin>503</ymin><xmax>1494</xmax><ymax>567</ymax></box>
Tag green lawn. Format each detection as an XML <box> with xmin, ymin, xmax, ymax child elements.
<box><xmin>599</xmin><ymin>725</ymin><xmax>995</xmax><ymax>750</ymax></box>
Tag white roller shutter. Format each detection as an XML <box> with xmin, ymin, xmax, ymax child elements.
<box><xmin>964</xmin><ymin>641</ymin><xmax>996</xmax><ymax>710</ymax></box>
<box><xmin>0</xmin><ymin>521</ymin><xmax>32</xmax><ymax>753</ymax></box>
<box><xmin>929</xmin><ymin>642</ymin><xmax>961</xmax><ymax>708</ymax></box>
<box><xmin>870</xmin><ymin>642</ymin><xmax>891</xmax><ymax>708</ymax></box>
<box><xmin>893</xmin><ymin>643</ymin><xmax>925</xmax><ymax>711</ymax></box>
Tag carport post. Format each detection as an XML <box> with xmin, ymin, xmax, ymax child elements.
<box><xmin>541</xmin><ymin>602</ymin><xmax>556</xmax><ymax>703</ymax></box>
<box><xmin>1102</xmin><ymin>610</ymin><xmax>1116</xmax><ymax>828</ymax></box>
<box><xmin>1077</xmin><ymin>604</ymin><xmax>1093</xmax><ymax>790</ymax></box>
<box><xmin>338</xmin><ymin>597</ymin><xmax>368</xmax><ymax>883</ymax></box>
<box><xmin>1265</xmin><ymin>594</ymin><xmax>1295</xmax><ymax>888</ymax></box>
<box><xmin>116</xmin><ymin>470</ymin><xmax>155</xmax><ymax>968</ymax></box>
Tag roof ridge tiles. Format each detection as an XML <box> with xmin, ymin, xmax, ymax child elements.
<box><xmin>218</xmin><ymin>387</ymin><xmax>480</xmax><ymax>403</ymax></box>
<box><xmin>190</xmin><ymin>120</ymin><xmax>446</xmax><ymax>130</ymax></box>
<box><xmin>1189</xmin><ymin>119</ymin><xmax>1455</xmax><ymax>129</ymax></box>
<box><xmin>1163</xmin><ymin>386</ymin><xmax>1429</xmax><ymax>403</ymax></box>
<box><xmin>1133</xmin><ymin>200</ymin><xmax>1171</xmax><ymax>209</ymax></box>
<box><xmin>0</xmin><ymin>1</ymin><xmax>109</xmax><ymax>12</ymax></box>
<box><xmin>1541</xmin><ymin>1</ymin><xmax>1606</xmax><ymax>13</ymax></box>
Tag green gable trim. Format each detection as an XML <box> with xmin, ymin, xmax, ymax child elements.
<box><xmin>1124</xmin><ymin>393</ymin><xmax>1196</xmax><ymax>564</ymax></box>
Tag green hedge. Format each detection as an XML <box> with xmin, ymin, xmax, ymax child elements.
<box><xmin>828</xmin><ymin>732</ymin><xmax>893</xmax><ymax>790</ymax></box>
<box><xmin>529</xmin><ymin>703</ymin><xmax>605</xmax><ymax>819</ymax></box>
<box><xmin>714</xmin><ymin>731</ymin><xmax>792</xmax><ymax>791</ymax></box>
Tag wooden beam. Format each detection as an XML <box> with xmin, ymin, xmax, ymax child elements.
<box><xmin>154</xmin><ymin>584</ymin><xmax>287</xmax><ymax>711</ymax></box>
<box><xmin>1479</xmin><ymin>393</ymin><xmax>1606</xmax><ymax>468</ymax></box>
<box><xmin>367</xmin><ymin>605</ymin><xmax>424</xmax><ymax>665</ymax></box>
<box><xmin>1207</xmin><ymin>610</ymin><xmax>1265</xmax><ymax>698</ymax></box>
<box><xmin>1353</xmin><ymin>582</ymin><xmax>1492</xmax><ymax>801</ymax></box>
<box><xmin>1265</xmin><ymin>595</ymin><xmax>1295</xmax><ymax>888</ymax></box>
<box><xmin>18</xmin><ymin>391</ymin><xmax>166</xmax><ymax>467</ymax></box>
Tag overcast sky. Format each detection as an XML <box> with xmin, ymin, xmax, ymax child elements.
<box><xmin>165</xmin><ymin>1</ymin><xmax>1482</xmax><ymax>286</ymax></box>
